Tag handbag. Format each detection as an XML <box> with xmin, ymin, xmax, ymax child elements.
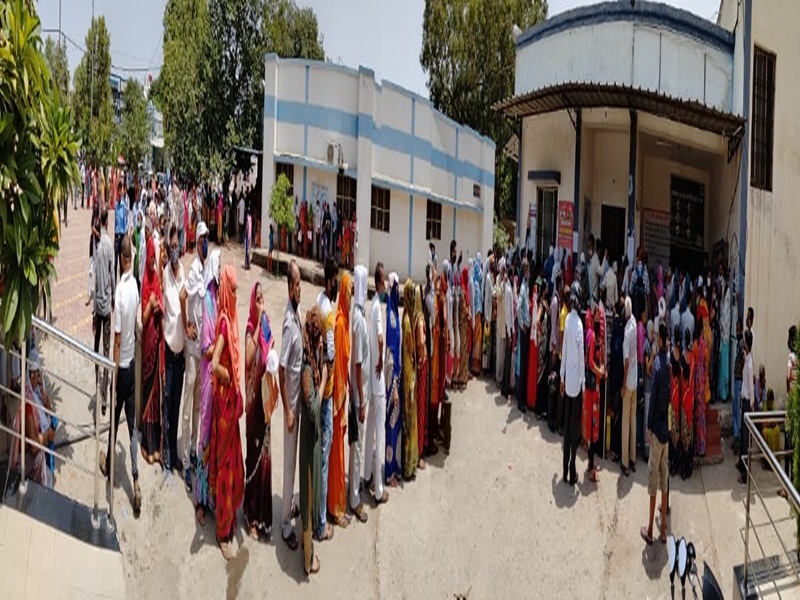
<box><xmin>348</xmin><ymin>390</ymin><xmax>360</xmax><ymax>445</ymax></box>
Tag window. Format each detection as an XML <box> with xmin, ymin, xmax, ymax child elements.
<box><xmin>536</xmin><ymin>188</ymin><xmax>557</xmax><ymax>262</ymax></box>
<box><xmin>336</xmin><ymin>174</ymin><xmax>357</xmax><ymax>222</ymax></box>
<box><xmin>751</xmin><ymin>47</ymin><xmax>776</xmax><ymax>191</ymax></box>
<box><xmin>426</xmin><ymin>199</ymin><xmax>442</xmax><ymax>241</ymax></box>
<box><xmin>370</xmin><ymin>186</ymin><xmax>390</xmax><ymax>232</ymax></box>
<box><xmin>275</xmin><ymin>162</ymin><xmax>294</xmax><ymax>197</ymax></box>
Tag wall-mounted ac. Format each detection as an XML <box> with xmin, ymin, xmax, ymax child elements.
<box><xmin>327</xmin><ymin>141</ymin><xmax>344</xmax><ymax>170</ymax></box>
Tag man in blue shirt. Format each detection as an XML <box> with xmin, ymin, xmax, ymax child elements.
<box><xmin>114</xmin><ymin>179</ymin><xmax>129</xmax><ymax>282</ymax></box>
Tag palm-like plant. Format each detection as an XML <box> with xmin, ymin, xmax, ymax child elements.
<box><xmin>0</xmin><ymin>0</ymin><xmax>80</xmax><ymax>342</ymax></box>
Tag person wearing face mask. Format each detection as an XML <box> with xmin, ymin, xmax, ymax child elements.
<box><xmin>162</xmin><ymin>225</ymin><xmax>187</xmax><ymax>475</ymax></box>
<box><xmin>178</xmin><ymin>221</ymin><xmax>208</xmax><ymax>492</ymax></box>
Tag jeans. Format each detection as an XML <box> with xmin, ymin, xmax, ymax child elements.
<box><xmin>364</xmin><ymin>392</ymin><xmax>386</xmax><ymax>501</ymax></box>
<box><xmin>318</xmin><ymin>396</ymin><xmax>332</xmax><ymax>537</ymax></box>
<box><xmin>105</xmin><ymin>364</ymin><xmax>138</xmax><ymax>481</ymax></box>
<box><xmin>563</xmin><ymin>392</ymin><xmax>581</xmax><ymax>481</ymax></box>
<box><xmin>114</xmin><ymin>233</ymin><xmax>124</xmax><ymax>283</ymax></box>
<box><xmin>163</xmin><ymin>346</ymin><xmax>185</xmax><ymax>470</ymax></box>
<box><xmin>93</xmin><ymin>313</ymin><xmax>111</xmax><ymax>409</ymax></box>
<box><xmin>733</xmin><ymin>379</ymin><xmax>743</xmax><ymax>441</ymax></box>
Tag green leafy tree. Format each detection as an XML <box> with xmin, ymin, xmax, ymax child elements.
<box><xmin>420</xmin><ymin>0</ymin><xmax>547</xmax><ymax>220</ymax></box>
<box><xmin>0</xmin><ymin>0</ymin><xmax>80</xmax><ymax>343</ymax></box>
<box><xmin>263</xmin><ymin>0</ymin><xmax>325</xmax><ymax>61</ymax></box>
<box><xmin>269</xmin><ymin>173</ymin><xmax>294</xmax><ymax>265</ymax></box>
<box><xmin>44</xmin><ymin>36</ymin><xmax>69</xmax><ymax>101</ymax></box>
<box><xmin>117</xmin><ymin>78</ymin><xmax>149</xmax><ymax>175</ymax></box>
<box><xmin>787</xmin><ymin>327</ymin><xmax>800</xmax><ymax>556</ymax></box>
<box><xmin>72</xmin><ymin>15</ymin><xmax>114</xmax><ymax>168</ymax></box>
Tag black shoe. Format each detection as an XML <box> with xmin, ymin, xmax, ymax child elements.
<box><xmin>184</xmin><ymin>468</ymin><xmax>193</xmax><ymax>493</ymax></box>
<box><xmin>630</xmin><ymin>462</ymin><xmax>637</xmax><ymax>473</ymax></box>
<box><xmin>190</xmin><ymin>451</ymin><xmax>198</xmax><ymax>470</ymax></box>
<box><xmin>173</xmin><ymin>458</ymin><xmax>184</xmax><ymax>473</ymax></box>
<box><xmin>518</xmin><ymin>404</ymin><xmax>527</xmax><ymax>414</ymax></box>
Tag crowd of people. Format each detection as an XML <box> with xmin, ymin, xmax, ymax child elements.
<box><xmin>10</xmin><ymin>175</ymin><xmax>800</xmax><ymax>571</ymax></box>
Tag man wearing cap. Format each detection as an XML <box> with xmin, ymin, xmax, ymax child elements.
<box><xmin>100</xmin><ymin>234</ymin><xmax>141</xmax><ymax>514</ymax></box>
<box><xmin>179</xmin><ymin>221</ymin><xmax>208</xmax><ymax>491</ymax></box>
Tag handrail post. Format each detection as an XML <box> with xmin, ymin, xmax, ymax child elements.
<box><xmin>107</xmin><ymin>366</ymin><xmax>116</xmax><ymax>533</ymax></box>
<box><xmin>743</xmin><ymin>418</ymin><xmax>752</xmax><ymax>590</ymax></box>
<box><xmin>92</xmin><ymin>352</ymin><xmax>100</xmax><ymax>529</ymax></box>
<box><xmin>19</xmin><ymin>343</ymin><xmax>26</xmax><ymax>493</ymax></box>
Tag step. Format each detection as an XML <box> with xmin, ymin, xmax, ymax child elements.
<box><xmin>696</xmin><ymin>421</ymin><xmax>724</xmax><ymax>466</ymax></box>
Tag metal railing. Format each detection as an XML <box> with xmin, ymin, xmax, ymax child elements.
<box><xmin>741</xmin><ymin>410</ymin><xmax>800</xmax><ymax>598</ymax></box>
<box><xmin>0</xmin><ymin>315</ymin><xmax>119</xmax><ymax>532</ymax></box>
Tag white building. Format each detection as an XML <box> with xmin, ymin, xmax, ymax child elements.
<box><xmin>261</xmin><ymin>55</ymin><xmax>495</xmax><ymax>282</ymax></box>
<box><xmin>498</xmin><ymin>0</ymin><xmax>799</xmax><ymax>393</ymax></box>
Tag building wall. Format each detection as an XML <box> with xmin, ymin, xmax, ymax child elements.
<box><xmin>744</xmin><ymin>0</ymin><xmax>800</xmax><ymax>393</ymax></box>
<box><xmin>262</xmin><ymin>55</ymin><xmax>495</xmax><ymax>282</ymax></box>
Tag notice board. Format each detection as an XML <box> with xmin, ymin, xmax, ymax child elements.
<box><xmin>557</xmin><ymin>200</ymin><xmax>573</xmax><ymax>251</ymax></box>
<box><xmin>643</xmin><ymin>209</ymin><xmax>670</xmax><ymax>269</ymax></box>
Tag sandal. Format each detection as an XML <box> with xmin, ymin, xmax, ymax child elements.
<box><xmin>640</xmin><ymin>526</ymin><xmax>654</xmax><ymax>546</ymax></box>
<box><xmin>374</xmin><ymin>490</ymin><xmax>390</xmax><ymax>505</ymax></box>
<box><xmin>319</xmin><ymin>523</ymin><xmax>334</xmax><ymax>542</ymax></box>
<box><xmin>282</xmin><ymin>531</ymin><xmax>299</xmax><ymax>551</ymax></box>
<box><xmin>388</xmin><ymin>476</ymin><xmax>398</xmax><ymax>488</ymax></box>
<box><xmin>660</xmin><ymin>532</ymin><xmax>667</xmax><ymax>544</ymax></box>
<box><xmin>589</xmin><ymin>470</ymin><xmax>600</xmax><ymax>483</ymax></box>
<box><xmin>305</xmin><ymin>554</ymin><xmax>321</xmax><ymax>576</ymax></box>
<box><xmin>249</xmin><ymin>526</ymin><xmax>259</xmax><ymax>541</ymax></box>
<box><xmin>196</xmin><ymin>506</ymin><xmax>206</xmax><ymax>527</ymax></box>
<box><xmin>351</xmin><ymin>503</ymin><xmax>368</xmax><ymax>523</ymax></box>
<box><xmin>333</xmin><ymin>514</ymin><xmax>349</xmax><ymax>529</ymax></box>
<box><xmin>418</xmin><ymin>459</ymin><xmax>426</xmax><ymax>470</ymax></box>
<box><xmin>291</xmin><ymin>504</ymin><xmax>300</xmax><ymax>520</ymax></box>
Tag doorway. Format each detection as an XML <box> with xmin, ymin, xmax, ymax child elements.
<box><xmin>601</xmin><ymin>205</ymin><xmax>626</xmax><ymax>264</ymax></box>
<box><xmin>536</xmin><ymin>187</ymin><xmax>557</xmax><ymax>263</ymax></box>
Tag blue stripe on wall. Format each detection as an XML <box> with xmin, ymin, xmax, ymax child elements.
<box><xmin>303</xmin><ymin>66</ymin><xmax>309</xmax><ymax>156</ymax></box>
<box><xmin>266</xmin><ymin>96</ymin><xmax>495</xmax><ymax>189</ymax></box>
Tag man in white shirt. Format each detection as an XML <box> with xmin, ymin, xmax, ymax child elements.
<box><xmin>365</xmin><ymin>262</ymin><xmax>389</xmax><ymax>505</ymax></box>
<box><xmin>622</xmin><ymin>296</ymin><xmax>639</xmax><ymax>476</ymax></box>
<box><xmin>179</xmin><ymin>221</ymin><xmax>208</xmax><ymax>492</ymax></box>
<box><xmin>349</xmin><ymin>265</ymin><xmax>370</xmax><ymax>523</ymax></box>
<box><xmin>560</xmin><ymin>281</ymin><xmax>585</xmax><ymax>485</ymax></box>
<box><xmin>162</xmin><ymin>224</ymin><xmax>186</xmax><ymax>473</ymax></box>
<box><xmin>736</xmin><ymin>330</ymin><xmax>754</xmax><ymax>484</ymax></box>
<box><xmin>99</xmin><ymin>235</ymin><xmax>141</xmax><ymax>513</ymax></box>
<box><xmin>604</xmin><ymin>261</ymin><xmax>619</xmax><ymax>310</ymax></box>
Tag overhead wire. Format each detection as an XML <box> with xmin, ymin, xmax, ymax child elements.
<box><xmin>42</xmin><ymin>28</ymin><xmax>162</xmax><ymax>74</ymax></box>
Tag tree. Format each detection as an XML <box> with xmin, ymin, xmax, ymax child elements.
<box><xmin>269</xmin><ymin>173</ymin><xmax>294</xmax><ymax>266</ymax></box>
<box><xmin>263</xmin><ymin>0</ymin><xmax>324</xmax><ymax>61</ymax></box>
<box><xmin>72</xmin><ymin>16</ymin><xmax>114</xmax><ymax>167</ymax></box>
<box><xmin>0</xmin><ymin>0</ymin><xmax>80</xmax><ymax>343</ymax></box>
<box><xmin>117</xmin><ymin>78</ymin><xmax>149</xmax><ymax>173</ymax></box>
<box><xmin>787</xmin><ymin>328</ymin><xmax>800</xmax><ymax>556</ymax></box>
<box><xmin>420</xmin><ymin>0</ymin><xmax>547</xmax><ymax>220</ymax></box>
<box><xmin>44</xmin><ymin>36</ymin><xmax>69</xmax><ymax>101</ymax></box>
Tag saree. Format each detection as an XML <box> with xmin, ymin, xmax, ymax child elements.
<box><xmin>402</xmin><ymin>279</ymin><xmax>419</xmax><ymax>480</ymax></box>
<box><xmin>385</xmin><ymin>276</ymin><xmax>403</xmax><ymax>483</ymax></box>
<box><xmin>244</xmin><ymin>285</ymin><xmax>273</xmax><ymax>533</ymax></box>
<box><xmin>680</xmin><ymin>354</ymin><xmax>695</xmax><ymax>476</ymax></box>
<box><xmin>196</xmin><ymin>279</ymin><xmax>218</xmax><ymax>510</ymax></box>
<box><xmin>455</xmin><ymin>287</ymin><xmax>470</xmax><ymax>385</ymax></box>
<box><xmin>471</xmin><ymin>261</ymin><xmax>483</xmax><ymax>375</ymax></box>
<box><xmin>698</xmin><ymin>299</ymin><xmax>712</xmax><ymax>404</ymax></box>
<box><xmin>415</xmin><ymin>286</ymin><xmax>428</xmax><ymax>460</ymax></box>
<box><xmin>328</xmin><ymin>272</ymin><xmax>351</xmax><ymax>520</ymax></box>
<box><xmin>210</xmin><ymin>266</ymin><xmax>244</xmax><ymax>542</ymax></box>
<box><xmin>299</xmin><ymin>360</ymin><xmax>321</xmax><ymax>572</ymax></box>
<box><xmin>694</xmin><ymin>340</ymin><xmax>707</xmax><ymax>457</ymax></box>
<box><xmin>140</xmin><ymin>237</ymin><xmax>164</xmax><ymax>462</ymax></box>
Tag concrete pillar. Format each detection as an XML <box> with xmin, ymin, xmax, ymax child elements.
<box><xmin>482</xmin><ymin>139</ymin><xmax>494</xmax><ymax>259</ymax></box>
<box><xmin>261</xmin><ymin>55</ymin><xmax>278</xmax><ymax>248</ymax></box>
<box><xmin>573</xmin><ymin>109</ymin><xmax>582</xmax><ymax>267</ymax></box>
<box><xmin>355</xmin><ymin>66</ymin><xmax>375</xmax><ymax>270</ymax></box>
<box><xmin>627</xmin><ymin>110</ymin><xmax>638</xmax><ymax>265</ymax></box>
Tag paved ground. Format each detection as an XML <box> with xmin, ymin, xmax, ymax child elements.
<box><xmin>19</xmin><ymin>205</ymin><xmax>793</xmax><ymax>599</ymax></box>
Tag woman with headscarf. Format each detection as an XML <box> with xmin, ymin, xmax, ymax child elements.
<box><xmin>471</xmin><ymin>257</ymin><xmax>483</xmax><ymax>376</ymax></box>
<box><xmin>384</xmin><ymin>273</ymin><xmax>403</xmax><ymax>486</ymax></box>
<box><xmin>195</xmin><ymin>249</ymin><xmax>220</xmax><ymax>525</ymax></box>
<box><xmin>328</xmin><ymin>272</ymin><xmax>351</xmax><ymax>527</ymax></box>
<box><xmin>696</xmin><ymin>285</ymin><xmax>712</xmax><ymax>404</ymax></box>
<box><xmin>585</xmin><ymin>308</ymin><xmax>605</xmax><ymax>483</ymax></box>
<box><xmin>680</xmin><ymin>327</ymin><xmax>695</xmax><ymax>479</ymax></box>
<box><xmin>443</xmin><ymin>261</ymin><xmax>454</xmax><ymax>389</ymax></box>
<box><xmin>140</xmin><ymin>236</ymin><xmax>164</xmax><ymax>465</ymax></box>
<box><xmin>455</xmin><ymin>265</ymin><xmax>471</xmax><ymax>389</ymax></box>
<box><xmin>210</xmin><ymin>265</ymin><xmax>244</xmax><ymax>560</ymax></box>
<box><xmin>402</xmin><ymin>278</ymin><xmax>419</xmax><ymax>480</ymax></box>
<box><xmin>693</xmin><ymin>319</ymin><xmax>707</xmax><ymax>458</ymax></box>
<box><xmin>655</xmin><ymin>263</ymin><xmax>665</xmax><ymax>305</ymax></box>
<box><xmin>415</xmin><ymin>285</ymin><xmax>429</xmax><ymax>468</ymax></box>
<box><xmin>526</xmin><ymin>278</ymin><xmax>540</xmax><ymax>411</ymax></box>
<box><xmin>718</xmin><ymin>279</ymin><xmax>731</xmax><ymax>401</ymax></box>
<box><xmin>299</xmin><ymin>305</ymin><xmax>323</xmax><ymax>575</ymax></box>
<box><xmin>428</xmin><ymin>268</ymin><xmax>441</xmax><ymax>455</ymax></box>
<box><xmin>244</xmin><ymin>282</ymin><xmax>278</xmax><ymax>540</ymax></box>
<box><xmin>669</xmin><ymin>325</ymin><xmax>683</xmax><ymax>476</ymax></box>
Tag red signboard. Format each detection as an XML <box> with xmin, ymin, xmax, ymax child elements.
<box><xmin>557</xmin><ymin>200</ymin><xmax>574</xmax><ymax>250</ymax></box>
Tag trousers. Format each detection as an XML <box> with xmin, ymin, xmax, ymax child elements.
<box><xmin>562</xmin><ymin>392</ymin><xmax>581</xmax><ymax>480</ymax></box>
<box><xmin>364</xmin><ymin>392</ymin><xmax>386</xmax><ymax>501</ymax></box>
<box><xmin>281</xmin><ymin>402</ymin><xmax>300</xmax><ymax>540</ymax></box>
<box><xmin>181</xmin><ymin>353</ymin><xmax>201</xmax><ymax>466</ymax></box>
<box><xmin>621</xmin><ymin>387</ymin><xmax>637</xmax><ymax>468</ymax></box>
<box><xmin>105</xmin><ymin>364</ymin><xmax>138</xmax><ymax>481</ymax></box>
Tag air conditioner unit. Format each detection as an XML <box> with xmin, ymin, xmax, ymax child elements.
<box><xmin>326</xmin><ymin>141</ymin><xmax>344</xmax><ymax>169</ymax></box>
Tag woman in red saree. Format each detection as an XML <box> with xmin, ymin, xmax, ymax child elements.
<box><xmin>696</xmin><ymin>288</ymin><xmax>712</xmax><ymax>404</ymax></box>
<box><xmin>680</xmin><ymin>327</ymin><xmax>695</xmax><ymax>479</ymax></box>
<box><xmin>454</xmin><ymin>266</ymin><xmax>471</xmax><ymax>389</ymax></box>
<box><xmin>210</xmin><ymin>265</ymin><xmax>245</xmax><ymax>560</ymax></box>
<box><xmin>527</xmin><ymin>280</ymin><xmax>540</xmax><ymax>410</ymax></box>
<box><xmin>428</xmin><ymin>274</ymin><xmax>441</xmax><ymax>454</ymax></box>
<box><xmin>328</xmin><ymin>272</ymin><xmax>351</xmax><ymax>527</ymax></box>
<box><xmin>140</xmin><ymin>236</ymin><xmax>164</xmax><ymax>464</ymax></box>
